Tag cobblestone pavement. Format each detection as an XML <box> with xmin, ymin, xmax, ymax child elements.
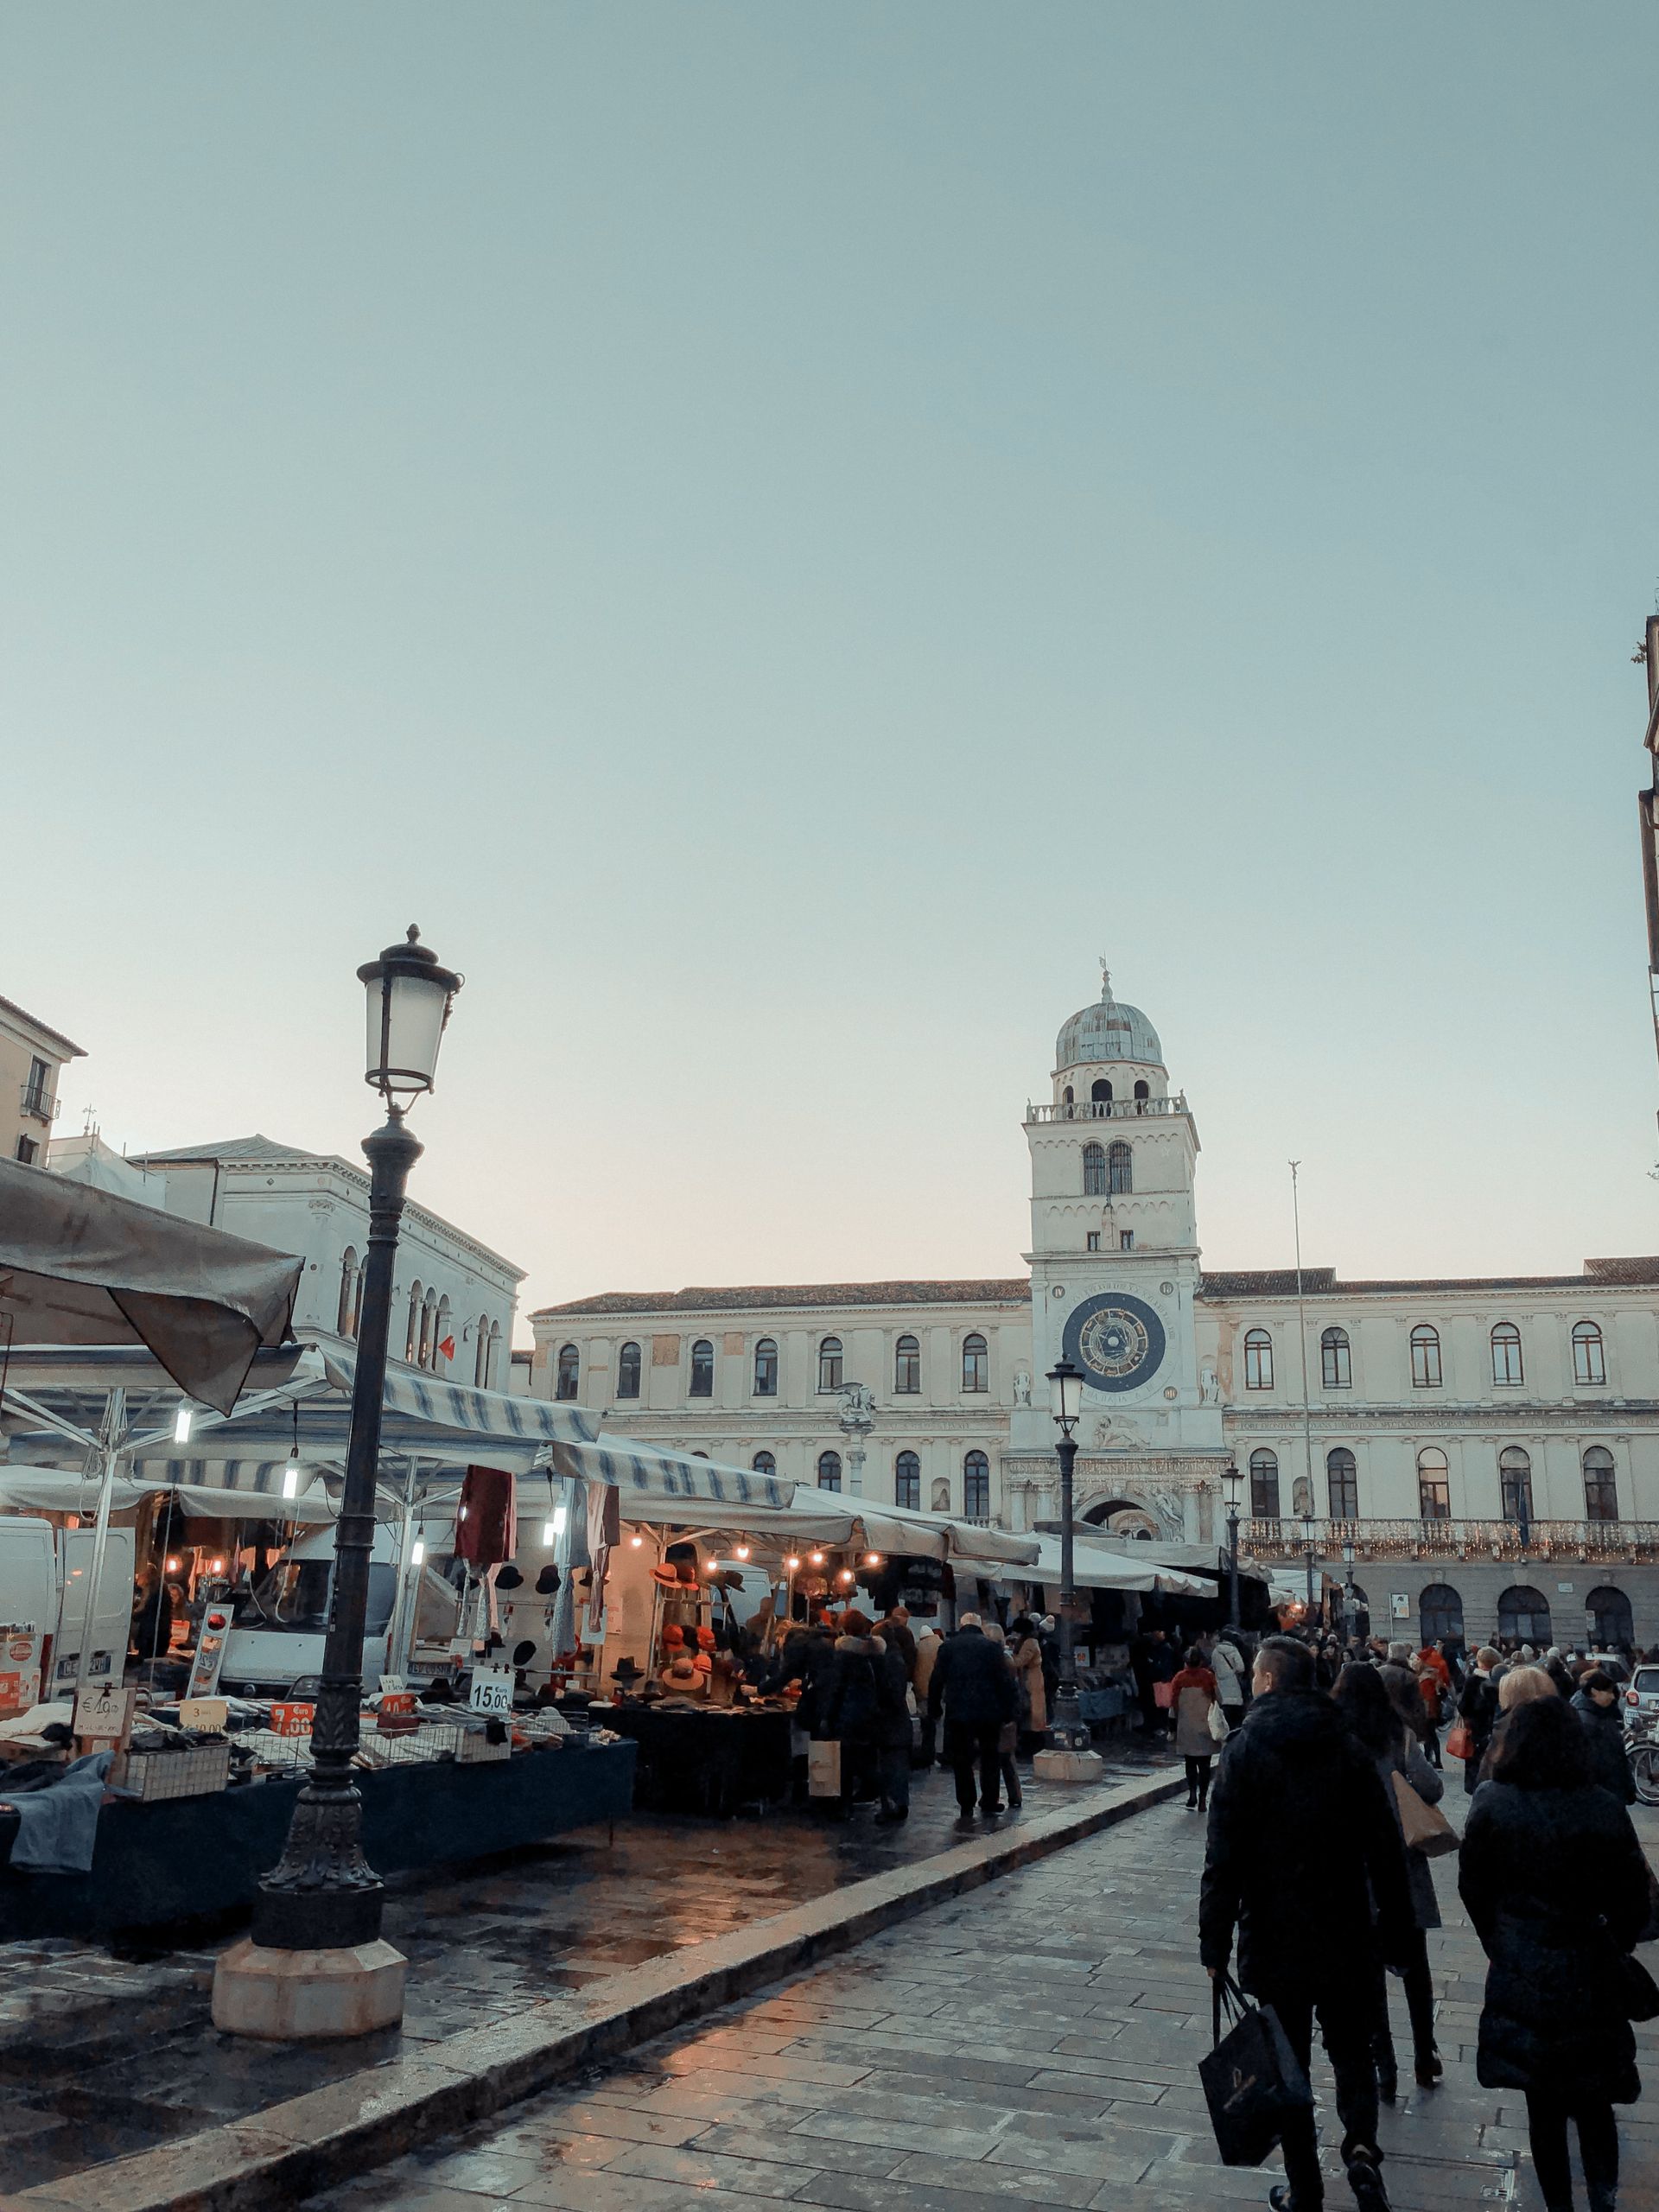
<box><xmin>303</xmin><ymin>1791</ymin><xmax>1659</xmax><ymax>2212</ymax></box>
<box><xmin>0</xmin><ymin>1739</ymin><xmax>1172</xmax><ymax>2191</ymax></box>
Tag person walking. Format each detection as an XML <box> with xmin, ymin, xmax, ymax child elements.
<box><xmin>912</xmin><ymin>1621</ymin><xmax>943</xmax><ymax>1767</ymax></box>
<box><xmin>982</xmin><ymin>1621</ymin><xmax>1027</xmax><ymax>1809</ymax></box>
<box><xmin>1456</xmin><ymin>1647</ymin><xmax>1502</xmax><ymax>1796</ymax></box>
<box><xmin>1170</xmin><ymin>1644</ymin><xmax>1221</xmax><ymax>1810</ymax></box>
<box><xmin>1200</xmin><ymin>1635</ymin><xmax>1408</xmax><ymax>2212</ymax></box>
<box><xmin>1410</xmin><ymin>1654</ymin><xmax>1444</xmax><ymax>1770</ymax></box>
<box><xmin>820</xmin><ymin>1609</ymin><xmax>909</xmax><ymax>1821</ymax></box>
<box><xmin>927</xmin><ymin>1612</ymin><xmax>1018</xmax><ymax>1820</ymax></box>
<box><xmin>1038</xmin><ymin>1614</ymin><xmax>1060</xmax><ymax>1719</ymax></box>
<box><xmin>1008</xmin><ymin>1615</ymin><xmax>1048</xmax><ymax>1753</ymax></box>
<box><xmin>1459</xmin><ymin>1697</ymin><xmax>1651</xmax><ymax>2212</ymax></box>
<box><xmin>1334</xmin><ymin>1662</ymin><xmax>1446</xmax><ymax>2100</ymax></box>
<box><xmin>1571</xmin><ymin>1668</ymin><xmax>1637</xmax><ymax>1808</ymax></box>
<box><xmin>1211</xmin><ymin>1626</ymin><xmax>1248</xmax><ymax>1732</ymax></box>
<box><xmin>876</xmin><ymin>1605</ymin><xmax>918</xmax><ymax>1682</ymax></box>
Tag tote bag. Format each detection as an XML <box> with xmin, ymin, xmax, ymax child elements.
<box><xmin>1153</xmin><ymin>1681</ymin><xmax>1175</xmax><ymax>1710</ymax></box>
<box><xmin>806</xmin><ymin>1740</ymin><xmax>842</xmax><ymax>1798</ymax></box>
<box><xmin>1207</xmin><ymin>1700</ymin><xmax>1231</xmax><ymax>1745</ymax></box>
<box><xmin>1198</xmin><ymin>1973</ymin><xmax>1313</xmax><ymax>2167</ymax></box>
<box><xmin>1391</xmin><ymin>1770</ymin><xmax>1459</xmax><ymax>1859</ymax></box>
<box><xmin>1443</xmin><ymin>1720</ymin><xmax>1475</xmax><ymax>1763</ymax></box>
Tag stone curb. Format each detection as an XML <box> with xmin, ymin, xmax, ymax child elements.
<box><xmin>12</xmin><ymin>1767</ymin><xmax>1184</xmax><ymax>2212</ymax></box>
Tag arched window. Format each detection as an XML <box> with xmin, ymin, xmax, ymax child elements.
<box><xmin>962</xmin><ymin>1332</ymin><xmax>988</xmax><ymax>1392</ymax></box>
<box><xmin>817</xmin><ymin>1337</ymin><xmax>843</xmax><ymax>1391</ymax></box>
<box><xmin>1107</xmin><ymin>1140</ymin><xmax>1133</xmax><ymax>1195</ymax></box>
<box><xmin>1419</xmin><ymin>1583</ymin><xmax>1463</xmax><ymax>1646</ymax></box>
<box><xmin>894</xmin><ymin>1451</ymin><xmax>920</xmax><ymax>1510</ymax></box>
<box><xmin>817</xmin><ymin>1450</ymin><xmax>842</xmax><ymax>1492</ymax></box>
<box><xmin>1417</xmin><ymin>1448</ymin><xmax>1450</xmax><ymax>1522</ymax></box>
<box><xmin>1090</xmin><ymin>1078</ymin><xmax>1112</xmax><ymax>1105</ymax></box>
<box><xmin>689</xmin><ymin>1339</ymin><xmax>715</xmax><ymax>1397</ymax></box>
<box><xmin>753</xmin><ymin>1338</ymin><xmax>778</xmax><ymax>1396</ymax></box>
<box><xmin>351</xmin><ymin>1261</ymin><xmax>365</xmax><ymax>1338</ymax></box>
<box><xmin>1573</xmin><ymin>1320</ymin><xmax>1606</xmax><ymax>1386</ymax></box>
<box><xmin>556</xmin><ymin>1344</ymin><xmax>580</xmax><ymax>1402</ymax></box>
<box><xmin>931</xmin><ymin>1476</ymin><xmax>950</xmax><ymax>1512</ymax></box>
<box><xmin>894</xmin><ymin>1334</ymin><xmax>921</xmax><ymax>1394</ymax></box>
<box><xmin>1249</xmin><ymin>1447</ymin><xmax>1281</xmax><ymax>1518</ymax></box>
<box><xmin>1320</xmin><ymin>1327</ymin><xmax>1351</xmax><ymax>1390</ymax></box>
<box><xmin>1062</xmin><ymin>1084</ymin><xmax>1074</xmax><ymax>1106</ymax></box>
<box><xmin>1409</xmin><ymin>1325</ymin><xmax>1441</xmax><ymax>1389</ymax></box>
<box><xmin>1491</xmin><ymin>1323</ymin><xmax>1523</xmax><ymax>1388</ymax></box>
<box><xmin>1498</xmin><ymin>1446</ymin><xmax>1533</xmax><ymax>1524</ymax></box>
<box><xmin>419</xmin><ymin>1288</ymin><xmax>437</xmax><ymax>1369</ymax></box>
<box><xmin>752</xmin><ymin>1450</ymin><xmax>776</xmax><ymax>1478</ymax></box>
<box><xmin>435</xmin><ymin>1295</ymin><xmax>451</xmax><ymax>1365</ymax></box>
<box><xmin>474</xmin><ymin>1313</ymin><xmax>490</xmax><ymax>1384</ymax></box>
<box><xmin>1082</xmin><ymin>1141</ymin><xmax>1107</xmax><ymax>1195</ymax></box>
<box><xmin>1325</xmin><ymin>1446</ymin><xmax>1358</xmax><ymax>1520</ymax></box>
<box><xmin>1497</xmin><ymin>1585</ymin><xmax>1552</xmax><ymax>1644</ymax></box>
<box><xmin>405</xmin><ymin>1281</ymin><xmax>423</xmax><ymax>1363</ymax></box>
<box><xmin>963</xmin><ymin>1451</ymin><xmax>990</xmax><ymax>1518</ymax></box>
<box><xmin>337</xmin><ymin>1248</ymin><xmax>358</xmax><ymax>1336</ymax></box>
<box><xmin>1586</xmin><ymin>1585</ymin><xmax>1633</xmax><ymax>1652</ymax></box>
<box><xmin>1243</xmin><ymin>1329</ymin><xmax>1274</xmax><ymax>1390</ymax></box>
<box><xmin>617</xmin><ymin>1341</ymin><xmax>642</xmax><ymax>1399</ymax></box>
<box><xmin>1583</xmin><ymin>1446</ymin><xmax>1619</xmax><ymax>1522</ymax></box>
<box><xmin>1133</xmin><ymin>1079</ymin><xmax>1149</xmax><ymax>1103</ymax></box>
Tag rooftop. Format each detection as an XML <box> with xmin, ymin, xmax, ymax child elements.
<box><xmin>1197</xmin><ymin>1257</ymin><xmax>1659</xmax><ymax>1300</ymax></box>
<box><xmin>130</xmin><ymin>1134</ymin><xmax>327</xmax><ymax>1166</ymax></box>
<box><xmin>532</xmin><ymin>1279</ymin><xmax>1033</xmax><ymax>1320</ymax></box>
<box><xmin>0</xmin><ymin>992</ymin><xmax>85</xmax><ymax>1061</ymax></box>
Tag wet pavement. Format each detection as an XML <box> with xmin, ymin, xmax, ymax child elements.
<box><xmin>298</xmin><ymin>1786</ymin><xmax>1659</xmax><ymax>2212</ymax></box>
<box><xmin>0</xmin><ymin>1737</ymin><xmax>1173</xmax><ymax>2192</ymax></box>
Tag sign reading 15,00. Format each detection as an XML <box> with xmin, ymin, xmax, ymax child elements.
<box><xmin>468</xmin><ymin>1666</ymin><xmax>514</xmax><ymax>1717</ymax></box>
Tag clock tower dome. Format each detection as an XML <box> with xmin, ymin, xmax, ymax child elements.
<box><xmin>1006</xmin><ymin>965</ymin><xmax>1226</xmax><ymax>1540</ymax></box>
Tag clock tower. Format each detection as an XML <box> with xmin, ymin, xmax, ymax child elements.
<box><xmin>1006</xmin><ymin>966</ymin><xmax>1227</xmax><ymax>1540</ymax></box>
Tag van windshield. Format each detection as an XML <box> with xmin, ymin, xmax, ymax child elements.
<box><xmin>244</xmin><ymin>1560</ymin><xmax>397</xmax><ymax>1637</ymax></box>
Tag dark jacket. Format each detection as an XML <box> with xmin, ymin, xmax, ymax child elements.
<box><xmin>927</xmin><ymin>1626</ymin><xmax>1019</xmax><ymax>1732</ymax></box>
<box><xmin>1371</xmin><ymin>1731</ymin><xmax>1445</xmax><ymax>1931</ymax></box>
<box><xmin>1570</xmin><ymin>1689</ymin><xmax>1637</xmax><ymax>1806</ymax></box>
<box><xmin>1459</xmin><ymin>1777</ymin><xmax>1650</xmax><ymax>2101</ymax></box>
<box><xmin>771</xmin><ymin>1624</ymin><xmax>837</xmax><ymax>1733</ymax></box>
<box><xmin>822</xmin><ymin>1635</ymin><xmax>909</xmax><ymax>1750</ymax></box>
<box><xmin>1459</xmin><ymin>1671</ymin><xmax>1499</xmax><ymax>1754</ymax></box>
<box><xmin>1199</xmin><ymin>1688</ymin><xmax>1413</xmax><ymax>1994</ymax></box>
<box><xmin>877</xmin><ymin>1616</ymin><xmax>918</xmax><ymax>1681</ymax></box>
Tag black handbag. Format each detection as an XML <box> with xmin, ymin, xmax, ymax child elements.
<box><xmin>1198</xmin><ymin>1972</ymin><xmax>1313</xmax><ymax>2168</ymax></box>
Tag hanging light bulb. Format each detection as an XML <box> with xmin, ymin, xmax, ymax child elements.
<box><xmin>864</xmin><ymin>1553</ymin><xmax>882</xmax><ymax>1567</ymax></box>
<box><xmin>282</xmin><ymin>1449</ymin><xmax>302</xmax><ymax>1501</ymax></box>
<box><xmin>410</xmin><ymin>1538</ymin><xmax>426</xmax><ymax>1567</ymax></box>
<box><xmin>734</xmin><ymin>1544</ymin><xmax>751</xmax><ymax>1561</ymax></box>
<box><xmin>785</xmin><ymin>1555</ymin><xmax>800</xmax><ymax>1571</ymax></box>
<box><xmin>809</xmin><ymin>1551</ymin><xmax>825</xmax><ymax>1567</ymax></box>
<box><xmin>629</xmin><ymin>1534</ymin><xmax>644</xmax><ymax>1549</ymax></box>
<box><xmin>173</xmin><ymin>1404</ymin><xmax>194</xmax><ymax>1445</ymax></box>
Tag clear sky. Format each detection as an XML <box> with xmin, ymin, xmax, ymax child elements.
<box><xmin>4</xmin><ymin>5</ymin><xmax>1657</xmax><ymax>1328</ymax></box>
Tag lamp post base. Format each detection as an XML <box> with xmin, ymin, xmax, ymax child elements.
<box><xmin>212</xmin><ymin>1936</ymin><xmax>407</xmax><ymax>2041</ymax></box>
<box><xmin>1033</xmin><ymin>1746</ymin><xmax>1104</xmax><ymax>1785</ymax></box>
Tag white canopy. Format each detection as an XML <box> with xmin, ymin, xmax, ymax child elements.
<box><xmin>994</xmin><ymin>1535</ymin><xmax>1212</xmax><ymax>1595</ymax></box>
<box><xmin>0</xmin><ymin>1465</ymin><xmax>337</xmax><ymax>1524</ymax></box>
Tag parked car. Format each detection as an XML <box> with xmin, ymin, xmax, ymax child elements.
<box><xmin>1624</xmin><ymin>1662</ymin><xmax>1659</xmax><ymax>1725</ymax></box>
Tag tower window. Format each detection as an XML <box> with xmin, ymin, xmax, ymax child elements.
<box><xmin>817</xmin><ymin>1450</ymin><xmax>842</xmax><ymax>1492</ymax></box>
<box><xmin>689</xmin><ymin>1338</ymin><xmax>714</xmax><ymax>1396</ymax></box>
<box><xmin>1249</xmin><ymin>1447</ymin><xmax>1280</xmax><ymax>1518</ymax></box>
<box><xmin>895</xmin><ymin>1451</ymin><xmax>920</xmax><ymax>1510</ymax></box>
<box><xmin>1082</xmin><ymin>1141</ymin><xmax>1107</xmax><ymax>1195</ymax></box>
<box><xmin>817</xmin><ymin>1336</ymin><xmax>843</xmax><ymax>1391</ymax></box>
<box><xmin>753</xmin><ymin>1337</ymin><xmax>778</xmax><ymax>1395</ymax></box>
<box><xmin>1491</xmin><ymin>1323</ymin><xmax>1523</xmax><ymax>1388</ymax></box>
<box><xmin>1320</xmin><ymin>1326</ymin><xmax>1351</xmax><ymax>1390</ymax></box>
<box><xmin>963</xmin><ymin>1451</ymin><xmax>990</xmax><ymax>1517</ymax></box>
<box><xmin>1086</xmin><ymin>1230</ymin><xmax>1101</xmax><ymax>1252</ymax></box>
<box><xmin>894</xmin><ymin>1333</ymin><xmax>921</xmax><ymax>1393</ymax></box>
<box><xmin>1107</xmin><ymin>1140</ymin><xmax>1132</xmax><ymax>1194</ymax></box>
<box><xmin>1409</xmin><ymin>1324</ymin><xmax>1441</xmax><ymax>1389</ymax></box>
<box><xmin>962</xmin><ymin>1332</ymin><xmax>989</xmax><ymax>1392</ymax></box>
<box><xmin>1090</xmin><ymin>1078</ymin><xmax>1112</xmax><ymax>1106</ymax></box>
<box><xmin>1243</xmin><ymin>1329</ymin><xmax>1274</xmax><ymax>1390</ymax></box>
<box><xmin>1133</xmin><ymin>1078</ymin><xmax>1149</xmax><ymax>1103</ymax></box>
<box><xmin>1062</xmin><ymin>1085</ymin><xmax>1074</xmax><ymax>1106</ymax></box>
<box><xmin>1573</xmin><ymin>1320</ymin><xmax>1606</xmax><ymax>1386</ymax></box>
<box><xmin>1326</xmin><ymin>1447</ymin><xmax>1358</xmax><ymax>1520</ymax></box>
<box><xmin>556</xmin><ymin>1343</ymin><xmax>580</xmax><ymax>1402</ymax></box>
<box><xmin>1119</xmin><ymin>1230</ymin><xmax>1135</xmax><ymax>1250</ymax></box>
<box><xmin>617</xmin><ymin>1340</ymin><xmax>642</xmax><ymax>1399</ymax></box>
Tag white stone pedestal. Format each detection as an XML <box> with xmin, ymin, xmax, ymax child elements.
<box><xmin>212</xmin><ymin>1937</ymin><xmax>407</xmax><ymax>2040</ymax></box>
<box><xmin>1032</xmin><ymin>1747</ymin><xmax>1104</xmax><ymax>1785</ymax></box>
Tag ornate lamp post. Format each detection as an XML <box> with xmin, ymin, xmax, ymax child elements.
<box><xmin>214</xmin><ymin>928</ymin><xmax>461</xmax><ymax>2040</ymax></box>
<box><xmin>1222</xmin><ymin>1459</ymin><xmax>1241</xmax><ymax>1628</ymax></box>
<box><xmin>1033</xmin><ymin>1357</ymin><xmax>1099</xmax><ymax>1779</ymax></box>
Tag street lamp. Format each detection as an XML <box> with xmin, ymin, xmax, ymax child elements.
<box><xmin>1222</xmin><ymin>1460</ymin><xmax>1241</xmax><ymax>1629</ymax></box>
<box><xmin>1044</xmin><ymin>1357</ymin><xmax>1090</xmax><ymax>1754</ymax></box>
<box><xmin>233</xmin><ymin>929</ymin><xmax>460</xmax><ymax>2008</ymax></box>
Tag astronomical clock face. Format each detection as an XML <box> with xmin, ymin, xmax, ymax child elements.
<box><xmin>1063</xmin><ymin>1290</ymin><xmax>1166</xmax><ymax>1395</ymax></box>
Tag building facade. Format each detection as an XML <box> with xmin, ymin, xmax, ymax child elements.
<box><xmin>530</xmin><ymin>972</ymin><xmax>1659</xmax><ymax>1650</ymax></box>
<box><xmin>1</xmin><ymin>991</ymin><xmax>84</xmax><ymax>1168</ymax></box>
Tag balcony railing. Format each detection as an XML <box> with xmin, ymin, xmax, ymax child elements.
<box><xmin>19</xmin><ymin>1083</ymin><xmax>58</xmax><ymax>1123</ymax></box>
<box><xmin>1241</xmin><ymin>1516</ymin><xmax>1659</xmax><ymax>1564</ymax></box>
<box><xmin>1027</xmin><ymin>1095</ymin><xmax>1187</xmax><ymax>1125</ymax></box>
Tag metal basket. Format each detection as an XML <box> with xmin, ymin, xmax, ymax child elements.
<box><xmin>119</xmin><ymin>1741</ymin><xmax>232</xmax><ymax>1802</ymax></box>
<box><xmin>454</xmin><ymin>1726</ymin><xmax>512</xmax><ymax>1764</ymax></box>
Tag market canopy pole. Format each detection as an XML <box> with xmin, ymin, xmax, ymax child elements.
<box><xmin>214</xmin><ymin>925</ymin><xmax>461</xmax><ymax>2044</ymax></box>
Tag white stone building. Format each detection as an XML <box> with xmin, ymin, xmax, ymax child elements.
<box><xmin>531</xmin><ymin>974</ymin><xmax>1659</xmax><ymax>1649</ymax></box>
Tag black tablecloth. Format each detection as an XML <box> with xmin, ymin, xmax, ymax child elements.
<box><xmin>598</xmin><ymin>1704</ymin><xmax>794</xmax><ymax>1815</ymax></box>
<box><xmin>0</xmin><ymin>1738</ymin><xmax>636</xmax><ymax>1938</ymax></box>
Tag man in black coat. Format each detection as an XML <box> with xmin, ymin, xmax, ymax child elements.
<box><xmin>927</xmin><ymin>1614</ymin><xmax>1018</xmax><ymax>1818</ymax></box>
<box><xmin>1199</xmin><ymin>1636</ymin><xmax>1411</xmax><ymax>2212</ymax></box>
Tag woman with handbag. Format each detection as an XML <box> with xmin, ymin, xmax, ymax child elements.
<box><xmin>1336</xmin><ymin>1662</ymin><xmax>1449</xmax><ymax>2099</ymax></box>
<box><xmin>1459</xmin><ymin>1696</ymin><xmax>1652</xmax><ymax>2212</ymax></box>
<box><xmin>1170</xmin><ymin>1645</ymin><xmax>1221</xmax><ymax>1810</ymax></box>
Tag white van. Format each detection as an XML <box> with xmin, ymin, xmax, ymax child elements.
<box><xmin>219</xmin><ymin>1524</ymin><xmax>465</xmax><ymax>1697</ymax></box>
<box><xmin>0</xmin><ymin>1516</ymin><xmax>136</xmax><ymax>1710</ymax></box>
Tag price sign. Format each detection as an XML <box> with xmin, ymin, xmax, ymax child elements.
<box><xmin>73</xmin><ymin>1685</ymin><xmax>135</xmax><ymax>1743</ymax></box>
<box><xmin>376</xmin><ymin>1690</ymin><xmax>418</xmax><ymax>1732</ymax></box>
<box><xmin>468</xmin><ymin>1665</ymin><xmax>514</xmax><ymax>1717</ymax></box>
<box><xmin>180</xmin><ymin>1698</ymin><xmax>228</xmax><ymax>1732</ymax></box>
<box><xmin>0</xmin><ymin>1673</ymin><xmax>31</xmax><ymax>1717</ymax></box>
<box><xmin>270</xmin><ymin>1702</ymin><xmax>315</xmax><ymax>1738</ymax></box>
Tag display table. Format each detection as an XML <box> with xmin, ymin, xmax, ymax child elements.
<box><xmin>0</xmin><ymin>1738</ymin><xmax>636</xmax><ymax>1939</ymax></box>
<box><xmin>597</xmin><ymin>1703</ymin><xmax>794</xmax><ymax>1816</ymax></box>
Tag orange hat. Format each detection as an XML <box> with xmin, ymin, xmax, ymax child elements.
<box><xmin>662</xmin><ymin>1624</ymin><xmax>685</xmax><ymax>1648</ymax></box>
<box><xmin>696</xmin><ymin>1625</ymin><xmax>716</xmax><ymax>1650</ymax></box>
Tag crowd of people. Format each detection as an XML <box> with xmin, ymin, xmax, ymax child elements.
<box><xmin>1198</xmin><ymin>1620</ymin><xmax>1653</xmax><ymax>2212</ymax></box>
